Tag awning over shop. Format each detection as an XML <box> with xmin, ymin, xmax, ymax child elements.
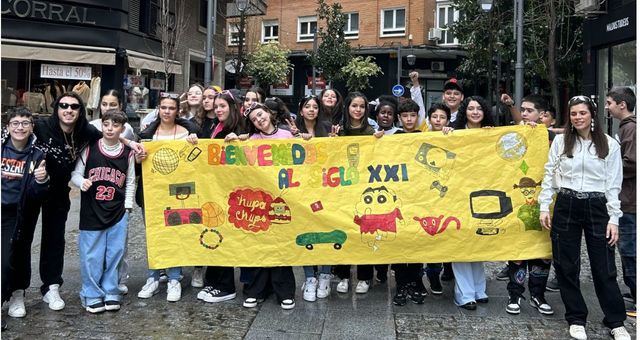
<box><xmin>126</xmin><ymin>49</ymin><xmax>182</xmax><ymax>75</ymax></box>
<box><xmin>1</xmin><ymin>39</ymin><xmax>115</xmax><ymax>65</ymax></box>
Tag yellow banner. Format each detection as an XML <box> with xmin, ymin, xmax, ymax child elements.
<box><xmin>142</xmin><ymin>125</ymin><xmax>551</xmax><ymax>269</ymax></box>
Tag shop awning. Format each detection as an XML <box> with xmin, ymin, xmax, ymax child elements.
<box><xmin>1</xmin><ymin>39</ymin><xmax>115</xmax><ymax>65</ymax></box>
<box><xmin>126</xmin><ymin>49</ymin><xmax>182</xmax><ymax>75</ymax></box>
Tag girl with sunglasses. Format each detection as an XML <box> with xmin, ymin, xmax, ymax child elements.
<box><xmin>538</xmin><ymin>96</ymin><xmax>629</xmax><ymax>340</ymax></box>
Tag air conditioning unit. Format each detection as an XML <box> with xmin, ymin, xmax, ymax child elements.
<box><xmin>428</xmin><ymin>28</ymin><xmax>442</xmax><ymax>41</ymax></box>
<box><xmin>431</xmin><ymin>61</ymin><xmax>445</xmax><ymax>72</ymax></box>
<box><xmin>575</xmin><ymin>0</ymin><xmax>598</xmax><ymax>12</ymax></box>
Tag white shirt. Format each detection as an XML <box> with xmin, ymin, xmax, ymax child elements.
<box><xmin>538</xmin><ymin>134</ymin><xmax>623</xmax><ymax>225</ymax></box>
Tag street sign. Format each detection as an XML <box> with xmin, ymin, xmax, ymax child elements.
<box><xmin>392</xmin><ymin>84</ymin><xmax>404</xmax><ymax>97</ymax></box>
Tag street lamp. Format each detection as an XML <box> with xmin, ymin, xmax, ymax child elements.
<box><xmin>234</xmin><ymin>0</ymin><xmax>250</xmax><ymax>89</ymax></box>
<box><xmin>406</xmin><ymin>54</ymin><xmax>416</xmax><ymax>66</ymax></box>
<box><xmin>478</xmin><ymin>0</ymin><xmax>493</xmax><ymax>12</ymax></box>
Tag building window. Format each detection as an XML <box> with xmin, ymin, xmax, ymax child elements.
<box><xmin>199</xmin><ymin>0</ymin><xmax>207</xmax><ymax>29</ymax></box>
<box><xmin>343</xmin><ymin>12</ymin><xmax>359</xmax><ymax>39</ymax></box>
<box><xmin>436</xmin><ymin>3</ymin><xmax>459</xmax><ymax>45</ymax></box>
<box><xmin>298</xmin><ymin>16</ymin><xmax>317</xmax><ymax>42</ymax></box>
<box><xmin>228</xmin><ymin>23</ymin><xmax>241</xmax><ymax>46</ymax></box>
<box><xmin>380</xmin><ymin>8</ymin><xmax>405</xmax><ymax>36</ymax></box>
<box><xmin>262</xmin><ymin>20</ymin><xmax>279</xmax><ymax>43</ymax></box>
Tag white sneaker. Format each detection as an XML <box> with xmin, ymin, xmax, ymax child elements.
<box><xmin>42</xmin><ymin>284</ymin><xmax>65</xmax><ymax>310</ymax></box>
<box><xmin>569</xmin><ymin>325</ymin><xmax>587</xmax><ymax>340</ymax></box>
<box><xmin>8</xmin><ymin>290</ymin><xmax>26</xmax><ymax>318</ymax></box>
<box><xmin>166</xmin><ymin>279</ymin><xmax>182</xmax><ymax>302</ymax></box>
<box><xmin>336</xmin><ymin>279</ymin><xmax>349</xmax><ymax>293</ymax></box>
<box><xmin>302</xmin><ymin>277</ymin><xmax>318</xmax><ymax>302</ymax></box>
<box><xmin>118</xmin><ymin>283</ymin><xmax>129</xmax><ymax>295</ymax></box>
<box><xmin>137</xmin><ymin>278</ymin><xmax>160</xmax><ymax>299</ymax></box>
<box><xmin>610</xmin><ymin>327</ymin><xmax>631</xmax><ymax>340</ymax></box>
<box><xmin>280</xmin><ymin>298</ymin><xmax>295</xmax><ymax>310</ymax></box>
<box><xmin>355</xmin><ymin>280</ymin><xmax>370</xmax><ymax>294</ymax></box>
<box><xmin>191</xmin><ymin>267</ymin><xmax>204</xmax><ymax>288</ymax></box>
<box><xmin>317</xmin><ymin>274</ymin><xmax>332</xmax><ymax>299</ymax></box>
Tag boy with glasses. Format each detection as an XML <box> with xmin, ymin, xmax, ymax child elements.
<box><xmin>2</xmin><ymin>107</ymin><xmax>49</xmax><ymax>321</ymax></box>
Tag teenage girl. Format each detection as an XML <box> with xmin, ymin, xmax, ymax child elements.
<box><xmin>197</xmin><ymin>91</ymin><xmax>247</xmax><ymax>303</ymax></box>
<box><xmin>232</xmin><ymin>103</ymin><xmax>296</xmax><ymax>309</ymax></box>
<box><xmin>180</xmin><ymin>83</ymin><xmax>204</xmax><ymax>120</ymax></box>
<box><xmin>319</xmin><ymin>88</ymin><xmax>343</xmax><ymax>125</ymax></box>
<box><xmin>192</xmin><ymin>86</ymin><xmax>219</xmax><ymax>138</ymax></box>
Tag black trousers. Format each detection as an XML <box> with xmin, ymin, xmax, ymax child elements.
<box><xmin>392</xmin><ymin>263</ymin><xmax>422</xmax><ymax>287</ymax></box>
<box><xmin>2</xmin><ymin>204</ymin><xmax>17</xmax><ymax>302</ymax></box>
<box><xmin>244</xmin><ymin>267</ymin><xmax>295</xmax><ymax>302</ymax></box>
<box><xmin>10</xmin><ymin>187</ymin><xmax>70</xmax><ymax>296</ymax></box>
<box><xmin>507</xmin><ymin>259</ymin><xmax>551</xmax><ymax>298</ymax></box>
<box><xmin>334</xmin><ymin>265</ymin><xmax>387</xmax><ymax>281</ymax></box>
<box><xmin>551</xmin><ymin>192</ymin><xmax>626</xmax><ymax>328</ymax></box>
<box><xmin>204</xmin><ymin>266</ymin><xmax>236</xmax><ymax>293</ymax></box>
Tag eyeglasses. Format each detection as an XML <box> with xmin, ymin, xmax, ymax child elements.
<box><xmin>58</xmin><ymin>103</ymin><xmax>81</xmax><ymax>110</ymax></box>
<box><xmin>243</xmin><ymin>102</ymin><xmax>267</xmax><ymax>117</ymax></box>
<box><xmin>568</xmin><ymin>95</ymin><xmax>596</xmax><ymax>107</ymax></box>
<box><xmin>521</xmin><ymin>189</ymin><xmax>536</xmax><ymax>196</ymax></box>
<box><xmin>160</xmin><ymin>92</ymin><xmax>180</xmax><ymax>99</ymax></box>
<box><xmin>9</xmin><ymin>120</ymin><xmax>33</xmax><ymax>128</ymax></box>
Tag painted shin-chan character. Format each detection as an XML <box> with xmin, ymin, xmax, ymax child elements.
<box><xmin>354</xmin><ymin>186</ymin><xmax>404</xmax><ymax>250</ymax></box>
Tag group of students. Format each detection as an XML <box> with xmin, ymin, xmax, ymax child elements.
<box><xmin>0</xmin><ymin>75</ymin><xmax>635</xmax><ymax>340</ymax></box>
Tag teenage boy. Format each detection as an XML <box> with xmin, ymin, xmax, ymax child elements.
<box><xmin>442</xmin><ymin>78</ymin><xmax>464</xmax><ymax>126</ymax></box>
<box><xmin>505</xmin><ymin>94</ymin><xmax>554</xmax><ymax>316</ymax></box>
<box><xmin>71</xmin><ymin>111</ymin><xmax>136</xmax><ymax>313</ymax></box>
<box><xmin>397</xmin><ymin>99</ymin><xmax>421</xmax><ymax>133</ymax></box>
<box><xmin>605</xmin><ymin>87</ymin><xmax>636</xmax><ymax>317</ymax></box>
<box><xmin>2</xmin><ymin>107</ymin><xmax>49</xmax><ymax>319</ymax></box>
<box><xmin>428</xmin><ymin>103</ymin><xmax>451</xmax><ymax>132</ymax></box>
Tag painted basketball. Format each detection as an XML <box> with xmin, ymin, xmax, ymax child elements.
<box><xmin>201</xmin><ymin>202</ymin><xmax>225</xmax><ymax>227</ymax></box>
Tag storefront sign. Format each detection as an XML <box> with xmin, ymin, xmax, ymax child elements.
<box><xmin>150</xmin><ymin>78</ymin><xmax>165</xmax><ymax>91</ymax></box>
<box><xmin>40</xmin><ymin>63</ymin><xmax>91</xmax><ymax>80</ymax></box>
<box><xmin>304</xmin><ymin>75</ymin><xmax>327</xmax><ymax>96</ymax></box>
<box><xmin>606</xmin><ymin>17</ymin><xmax>629</xmax><ymax>32</ymax></box>
<box><xmin>2</xmin><ymin>0</ymin><xmax>96</xmax><ymax>25</ymax></box>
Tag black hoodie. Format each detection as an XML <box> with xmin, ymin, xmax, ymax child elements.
<box><xmin>33</xmin><ymin>110</ymin><xmax>102</xmax><ymax>188</ymax></box>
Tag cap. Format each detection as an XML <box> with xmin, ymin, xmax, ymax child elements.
<box><xmin>443</xmin><ymin>78</ymin><xmax>463</xmax><ymax>93</ymax></box>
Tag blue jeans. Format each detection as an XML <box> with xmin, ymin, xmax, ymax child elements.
<box><xmin>148</xmin><ymin>267</ymin><xmax>182</xmax><ymax>281</ymax></box>
<box><xmin>452</xmin><ymin>262</ymin><xmax>487</xmax><ymax>305</ymax></box>
<box><xmin>303</xmin><ymin>265</ymin><xmax>331</xmax><ymax>278</ymax></box>
<box><xmin>618</xmin><ymin>213</ymin><xmax>636</xmax><ymax>301</ymax></box>
<box><xmin>79</xmin><ymin>212</ymin><xmax>128</xmax><ymax>306</ymax></box>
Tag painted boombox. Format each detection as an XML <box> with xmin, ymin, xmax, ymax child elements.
<box><xmin>164</xmin><ymin>208</ymin><xmax>203</xmax><ymax>226</ymax></box>
<box><xmin>164</xmin><ymin>182</ymin><xmax>203</xmax><ymax>226</ymax></box>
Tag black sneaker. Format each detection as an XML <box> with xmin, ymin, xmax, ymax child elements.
<box><xmin>415</xmin><ymin>279</ymin><xmax>429</xmax><ymax>297</ymax></box>
<box><xmin>393</xmin><ymin>285</ymin><xmax>408</xmax><ymax>306</ymax></box>
<box><xmin>406</xmin><ymin>283</ymin><xmax>425</xmax><ymax>304</ymax></box>
<box><xmin>546</xmin><ymin>275</ymin><xmax>560</xmax><ymax>292</ymax></box>
<box><xmin>496</xmin><ymin>264</ymin><xmax>510</xmax><ymax>281</ymax></box>
<box><xmin>104</xmin><ymin>300</ymin><xmax>121</xmax><ymax>311</ymax></box>
<box><xmin>529</xmin><ymin>295</ymin><xmax>554</xmax><ymax>315</ymax></box>
<box><xmin>506</xmin><ymin>295</ymin><xmax>521</xmax><ymax>314</ymax></box>
<box><xmin>441</xmin><ymin>264</ymin><xmax>454</xmax><ymax>281</ymax></box>
<box><xmin>202</xmin><ymin>289</ymin><xmax>236</xmax><ymax>303</ymax></box>
<box><xmin>85</xmin><ymin>302</ymin><xmax>106</xmax><ymax>314</ymax></box>
<box><xmin>427</xmin><ymin>272</ymin><xmax>443</xmax><ymax>295</ymax></box>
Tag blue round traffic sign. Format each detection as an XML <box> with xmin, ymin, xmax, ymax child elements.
<box><xmin>392</xmin><ymin>84</ymin><xmax>404</xmax><ymax>97</ymax></box>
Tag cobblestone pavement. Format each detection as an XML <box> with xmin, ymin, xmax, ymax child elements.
<box><xmin>1</xmin><ymin>188</ymin><xmax>636</xmax><ymax>339</ymax></box>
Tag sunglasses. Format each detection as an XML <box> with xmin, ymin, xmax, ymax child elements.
<box><xmin>215</xmin><ymin>90</ymin><xmax>236</xmax><ymax>102</ymax></box>
<box><xmin>160</xmin><ymin>92</ymin><xmax>180</xmax><ymax>99</ymax></box>
<box><xmin>568</xmin><ymin>95</ymin><xmax>596</xmax><ymax>107</ymax></box>
<box><xmin>244</xmin><ymin>102</ymin><xmax>268</xmax><ymax>117</ymax></box>
<box><xmin>58</xmin><ymin>103</ymin><xmax>81</xmax><ymax>110</ymax></box>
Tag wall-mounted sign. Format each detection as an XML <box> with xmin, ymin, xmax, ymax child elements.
<box><xmin>270</xmin><ymin>70</ymin><xmax>293</xmax><ymax>96</ymax></box>
<box><xmin>150</xmin><ymin>78</ymin><xmax>165</xmax><ymax>90</ymax></box>
<box><xmin>606</xmin><ymin>17</ymin><xmax>629</xmax><ymax>32</ymax></box>
<box><xmin>304</xmin><ymin>75</ymin><xmax>327</xmax><ymax>96</ymax></box>
<box><xmin>2</xmin><ymin>0</ymin><xmax>97</xmax><ymax>25</ymax></box>
<box><xmin>40</xmin><ymin>63</ymin><xmax>92</xmax><ymax>80</ymax></box>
